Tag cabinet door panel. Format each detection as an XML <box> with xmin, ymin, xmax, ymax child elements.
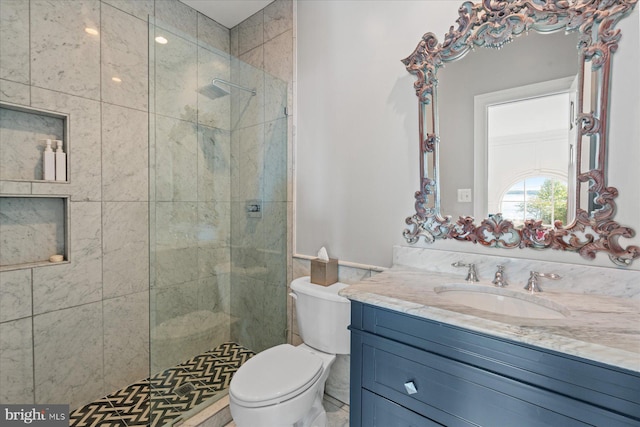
<box><xmin>361</xmin><ymin>389</ymin><xmax>443</xmax><ymax>427</ymax></box>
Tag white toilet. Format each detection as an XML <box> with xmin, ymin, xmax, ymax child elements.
<box><xmin>229</xmin><ymin>276</ymin><xmax>351</xmax><ymax>427</ymax></box>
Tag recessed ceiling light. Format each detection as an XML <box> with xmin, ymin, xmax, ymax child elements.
<box><xmin>84</xmin><ymin>27</ymin><xmax>99</xmax><ymax>36</ymax></box>
<box><xmin>111</xmin><ymin>77</ymin><xmax>122</xmax><ymax>83</ymax></box>
<box><xmin>155</xmin><ymin>36</ymin><xmax>168</xmax><ymax>45</ymax></box>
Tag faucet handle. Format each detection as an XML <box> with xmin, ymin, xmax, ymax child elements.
<box><xmin>452</xmin><ymin>261</ymin><xmax>479</xmax><ymax>282</ymax></box>
<box><xmin>524</xmin><ymin>271</ymin><xmax>561</xmax><ymax>293</ymax></box>
<box><xmin>492</xmin><ymin>264</ymin><xmax>508</xmax><ymax>287</ymax></box>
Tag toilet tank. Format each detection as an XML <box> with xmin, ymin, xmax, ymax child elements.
<box><xmin>290</xmin><ymin>277</ymin><xmax>351</xmax><ymax>355</ymax></box>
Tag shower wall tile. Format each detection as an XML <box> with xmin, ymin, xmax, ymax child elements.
<box><xmin>231</xmin><ymin>201</ymin><xmax>265</xmax><ymax>279</ymax></box>
<box><xmin>198</xmin><ymin>202</ymin><xmax>231</xmax><ymax>278</ymax></box>
<box><xmin>238</xmin><ymin>43</ymin><xmax>264</xmax><ymax>70</ymax></box>
<box><xmin>151</xmin><ymin>280</ymin><xmax>198</xmax><ymax>327</ymax></box>
<box><xmin>237</xmin><ymin>10</ymin><xmax>264</xmax><ymax>56</ymax></box>
<box><xmin>264</xmin><ymin>0</ymin><xmax>293</xmax><ymax>42</ymax></box>
<box><xmin>101</xmin><ymin>0</ymin><xmax>154</xmax><ymax>21</ymax></box>
<box><xmin>198</xmin><ymin>274</ymin><xmax>231</xmax><ymax>315</ymax></box>
<box><xmin>154</xmin><ymin>202</ymin><xmax>198</xmax><ymax>287</ymax></box>
<box><xmin>31</xmin><ymin>88</ymin><xmax>102</xmax><ymax>201</ymax></box>
<box><xmin>198</xmin><ymin>126</ymin><xmax>231</xmax><ymax>202</ymax></box>
<box><xmin>103</xmin><ymin>290</ymin><xmax>150</xmax><ymax>393</ymax></box>
<box><xmin>101</xmin><ymin>3</ymin><xmax>148</xmax><ymax>111</ymax></box>
<box><xmin>230</xmin><ymin>58</ymin><xmax>265</xmax><ymax>130</ymax></box>
<box><xmin>0</xmin><ymin>318</ymin><xmax>34</xmax><ymax>403</ymax></box>
<box><xmin>33</xmin><ymin>202</ymin><xmax>102</xmax><ymax>315</ymax></box>
<box><xmin>231</xmin><ymin>123</ymin><xmax>264</xmax><ymax>201</ymax></box>
<box><xmin>263</xmin><ymin>202</ymin><xmax>287</xmax><ymax>285</ymax></box>
<box><xmin>156</xmin><ymin>247</ymin><xmax>199</xmax><ymax>288</ymax></box>
<box><xmin>264</xmin><ymin>30</ymin><xmax>293</xmax><ymax>84</ymax></box>
<box><xmin>198</xmin><ymin>13</ymin><xmax>230</xmax><ymax>54</ymax></box>
<box><xmin>155</xmin><ymin>0</ymin><xmax>197</xmax><ymax>40</ymax></box>
<box><xmin>197</xmin><ymin>47</ymin><xmax>231</xmax><ymax>130</ymax></box>
<box><xmin>33</xmin><ymin>302</ymin><xmax>104</xmax><ymax>409</ymax></box>
<box><xmin>155</xmin><ymin>201</ymin><xmax>198</xmax><ymax>249</ymax></box>
<box><xmin>198</xmin><ymin>202</ymin><xmax>231</xmax><ymax>249</ymax></box>
<box><xmin>0</xmin><ymin>197</ymin><xmax>65</xmax><ymax>267</ymax></box>
<box><xmin>154</xmin><ymin>31</ymin><xmax>197</xmax><ymax>122</ymax></box>
<box><xmin>230</xmin><ymin>274</ymin><xmax>262</xmax><ymax>351</ymax></box>
<box><xmin>259</xmin><ymin>281</ymin><xmax>287</xmax><ymax>350</ymax></box>
<box><xmin>154</xmin><ymin>116</ymin><xmax>198</xmax><ymax>202</ymax></box>
<box><xmin>0</xmin><ymin>79</ymin><xmax>30</xmax><ymax>105</ymax></box>
<box><xmin>264</xmin><ymin>118</ymin><xmax>288</xmax><ymax>202</ymax></box>
<box><xmin>0</xmin><ymin>0</ymin><xmax>29</xmax><ymax>84</ymax></box>
<box><xmin>102</xmin><ymin>202</ymin><xmax>149</xmax><ymax>299</ymax></box>
<box><xmin>230</xmin><ymin>26</ymin><xmax>239</xmax><ymax>57</ymax></box>
<box><xmin>30</xmin><ymin>0</ymin><xmax>101</xmax><ymax>99</ymax></box>
<box><xmin>264</xmin><ymin>72</ymin><xmax>288</xmax><ymax>123</ymax></box>
<box><xmin>102</xmin><ymin>103</ymin><xmax>148</xmax><ymax>201</ymax></box>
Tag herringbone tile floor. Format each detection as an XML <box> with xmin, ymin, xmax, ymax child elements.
<box><xmin>69</xmin><ymin>343</ymin><xmax>254</xmax><ymax>427</ymax></box>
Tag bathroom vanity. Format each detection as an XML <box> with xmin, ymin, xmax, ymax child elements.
<box><xmin>341</xmin><ymin>268</ymin><xmax>640</xmax><ymax>427</ymax></box>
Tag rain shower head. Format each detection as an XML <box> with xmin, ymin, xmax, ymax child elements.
<box><xmin>198</xmin><ymin>78</ymin><xmax>257</xmax><ymax>99</ymax></box>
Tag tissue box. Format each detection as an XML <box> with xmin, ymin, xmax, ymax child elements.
<box><xmin>310</xmin><ymin>258</ymin><xmax>338</xmax><ymax>286</ymax></box>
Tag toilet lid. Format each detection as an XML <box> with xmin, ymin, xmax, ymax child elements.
<box><xmin>230</xmin><ymin>344</ymin><xmax>323</xmax><ymax>407</ymax></box>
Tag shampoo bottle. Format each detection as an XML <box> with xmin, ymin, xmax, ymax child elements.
<box><xmin>55</xmin><ymin>140</ymin><xmax>66</xmax><ymax>181</ymax></box>
<box><xmin>43</xmin><ymin>139</ymin><xmax>55</xmax><ymax>181</ymax></box>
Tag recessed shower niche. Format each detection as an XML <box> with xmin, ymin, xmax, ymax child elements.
<box><xmin>0</xmin><ymin>102</ymin><xmax>69</xmax><ymax>183</ymax></box>
<box><xmin>0</xmin><ymin>195</ymin><xmax>69</xmax><ymax>271</ymax></box>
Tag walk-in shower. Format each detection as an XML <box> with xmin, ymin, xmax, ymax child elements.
<box><xmin>146</xmin><ymin>15</ymin><xmax>289</xmax><ymax>425</ymax></box>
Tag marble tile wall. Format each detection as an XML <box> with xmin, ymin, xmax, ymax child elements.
<box><xmin>228</xmin><ymin>0</ymin><xmax>293</xmax><ymax>354</ymax></box>
<box><xmin>0</xmin><ymin>0</ymin><xmax>239</xmax><ymax>410</ymax></box>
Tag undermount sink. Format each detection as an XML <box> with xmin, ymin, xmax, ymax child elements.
<box><xmin>434</xmin><ymin>284</ymin><xmax>570</xmax><ymax>320</ymax></box>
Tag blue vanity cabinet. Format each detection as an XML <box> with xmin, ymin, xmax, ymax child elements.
<box><xmin>349</xmin><ymin>301</ymin><xmax>640</xmax><ymax>427</ymax></box>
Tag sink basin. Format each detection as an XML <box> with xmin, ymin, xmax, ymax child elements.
<box><xmin>434</xmin><ymin>284</ymin><xmax>569</xmax><ymax>319</ymax></box>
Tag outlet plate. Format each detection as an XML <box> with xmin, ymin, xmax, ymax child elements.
<box><xmin>457</xmin><ymin>188</ymin><xmax>472</xmax><ymax>203</ymax></box>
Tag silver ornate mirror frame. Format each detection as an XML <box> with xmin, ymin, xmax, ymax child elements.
<box><xmin>402</xmin><ymin>0</ymin><xmax>639</xmax><ymax>266</ymax></box>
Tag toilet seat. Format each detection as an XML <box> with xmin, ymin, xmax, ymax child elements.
<box><xmin>230</xmin><ymin>344</ymin><xmax>323</xmax><ymax>408</ymax></box>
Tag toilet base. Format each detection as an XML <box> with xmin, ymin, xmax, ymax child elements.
<box><xmin>293</xmin><ymin>391</ymin><xmax>327</xmax><ymax>427</ymax></box>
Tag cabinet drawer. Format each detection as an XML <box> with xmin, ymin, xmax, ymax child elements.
<box><xmin>361</xmin><ymin>389</ymin><xmax>443</xmax><ymax>427</ymax></box>
<box><xmin>360</xmin><ymin>331</ymin><xmax>637</xmax><ymax>427</ymax></box>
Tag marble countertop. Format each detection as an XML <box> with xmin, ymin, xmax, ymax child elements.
<box><xmin>339</xmin><ymin>267</ymin><xmax>640</xmax><ymax>373</ymax></box>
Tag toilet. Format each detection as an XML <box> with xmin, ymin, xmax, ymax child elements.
<box><xmin>229</xmin><ymin>276</ymin><xmax>351</xmax><ymax>427</ymax></box>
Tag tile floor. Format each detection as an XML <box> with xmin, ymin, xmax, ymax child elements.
<box><xmin>69</xmin><ymin>343</ymin><xmax>254</xmax><ymax>427</ymax></box>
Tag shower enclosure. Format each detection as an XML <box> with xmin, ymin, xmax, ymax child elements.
<box><xmin>148</xmin><ymin>16</ymin><xmax>288</xmax><ymax>418</ymax></box>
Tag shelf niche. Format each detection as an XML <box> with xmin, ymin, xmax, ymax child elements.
<box><xmin>0</xmin><ymin>102</ymin><xmax>69</xmax><ymax>183</ymax></box>
<box><xmin>0</xmin><ymin>195</ymin><xmax>70</xmax><ymax>271</ymax></box>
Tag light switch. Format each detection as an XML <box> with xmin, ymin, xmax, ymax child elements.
<box><xmin>457</xmin><ymin>188</ymin><xmax>472</xmax><ymax>203</ymax></box>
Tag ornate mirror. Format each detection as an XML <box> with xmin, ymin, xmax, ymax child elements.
<box><xmin>402</xmin><ymin>0</ymin><xmax>639</xmax><ymax>266</ymax></box>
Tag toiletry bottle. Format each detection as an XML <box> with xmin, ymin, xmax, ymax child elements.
<box><xmin>55</xmin><ymin>140</ymin><xmax>66</xmax><ymax>181</ymax></box>
<box><xmin>43</xmin><ymin>139</ymin><xmax>55</xmax><ymax>181</ymax></box>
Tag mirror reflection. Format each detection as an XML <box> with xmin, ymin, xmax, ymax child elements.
<box><xmin>437</xmin><ymin>31</ymin><xmax>579</xmax><ymax>225</ymax></box>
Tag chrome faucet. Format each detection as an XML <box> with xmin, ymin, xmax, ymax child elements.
<box><xmin>524</xmin><ymin>271</ymin><xmax>561</xmax><ymax>293</ymax></box>
<box><xmin>492</xmin><ymin>265</ymin><xmax>508</xmax><ymax>287</ymax></box>
<box><xmin>452</xmin><ymin>261</ymin><xmax>479</xmax><ymax>282</ymax></box>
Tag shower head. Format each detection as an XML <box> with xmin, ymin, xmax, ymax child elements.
<box><xmin>198</xmin><ymin>82</ymin><xmax>230</xmax><ymax>100</ymax></box>
<box><xmin>198</xmin><ymin>78</ymin><xmax>256</xmax><ymax>100</ymax></box>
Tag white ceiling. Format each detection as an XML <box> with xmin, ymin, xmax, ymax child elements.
<box><xmin>180</xmin><ymin>0</ymin><xmax>274</xmax><ymax>29</ymax></box>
